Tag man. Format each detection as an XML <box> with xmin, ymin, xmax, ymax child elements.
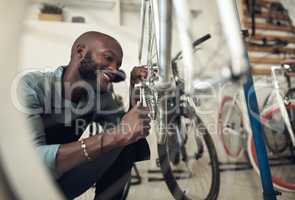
<box><xmin>18</xmin><ymin>31</ymin><xmax>151</xmax><ymax>199</ymax></box>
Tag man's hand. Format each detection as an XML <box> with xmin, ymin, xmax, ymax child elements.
<box><xmin>130</xmin><ymin>66</ymin><xmax>148</xmax><ymax>85</ymax></box>
<box><xmin>129</xmin><ymin>66</ymin><xmax>148</xmax><ymax>107</ymax></box>
<box><xmin>112</xmin><ymin>105</ymin><xmax>151</xmax><ymax>146</ymax></box>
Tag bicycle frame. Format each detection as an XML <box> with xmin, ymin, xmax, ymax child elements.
<box><xmin>271</xmin><ymin>66</ymin><xmax>295</xmax><ymax>146</ymax></box>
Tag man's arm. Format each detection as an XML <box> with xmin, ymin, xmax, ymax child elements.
<box><xmin>56</xmin><ymin>105</ymin><xmax>150</xmax><ymax>176</ymax></box>
<box><xmin>19</xmin><ymin>76</ymin><xmax>149</xmax><ymax>177</ymax></box>
<box><xmin>26</xmin><ymin>113</ymin><xmax>115</xmax><ymax>177</ymax></box>
<box><xmin>55</xmin><ymin>128</ymin><xmax>117</xmax><ymax>176</ymax></box>
<box><xmin>19</xmin><ymin>68</ymin><xmax>150</xmax><ymax>177</ymax></box>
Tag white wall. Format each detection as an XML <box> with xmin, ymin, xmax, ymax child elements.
<box><xmin>20</xmin><ymin>3</ymin><xmax>145</xmax><ymax>108</ymax></box>
<box><xmin>19</xmin><ymin>0</ymin><xmax>231</xmax><ymax>108</ymax></box>
<box><xmin>17</xmin><ymin>0</ymin><xmax>234</xmax><ymax>175</ymax></box>
<box><xmin>18</xmin><ymin>0</ymin><xmax>295</xmax><ymax>141</ymax></box>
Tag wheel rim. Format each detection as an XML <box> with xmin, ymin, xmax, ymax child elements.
<box><xmin>218</xmin><ymin>96</ymin><xmax>244</xmax><ymax>158</ymax></box>
<box><xmin>158</xmin><ymin>115</ymin><xmax>220</xmax><ymax>200</ymax></box>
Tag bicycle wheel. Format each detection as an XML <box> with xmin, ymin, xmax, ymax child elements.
<box><xmin>218</xmin><ymin>95</ymin><xmax>245</xmax><ymax>158</ymax></box>
<box><xmin>157</xmin><ymin>113</ymin><xmax>220</xmax><ymax>200</ymax></box>
<box><xmin>247</xmin><ymin>103</ymin><xmax>295</xmax><ymax>192</ymax></box>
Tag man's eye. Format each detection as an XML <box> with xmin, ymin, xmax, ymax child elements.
<box><xmin>105</xmin><ymin>55</ymin><xmax>113</xmax><ymax>62</ymax></box>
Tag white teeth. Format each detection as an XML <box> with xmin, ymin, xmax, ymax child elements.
<box><xmin>103</xmin><ymin>73</ymin><xmax>110</xmax><ymax>81</ymax></box>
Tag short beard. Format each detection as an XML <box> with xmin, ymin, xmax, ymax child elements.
<box><xmin>78</xmin><ymin>52</ymin><xmax>111</xmax><ymax>93</ymax></box>
<box><xmin>79</xmin><ymin>52</ymin><xmax>97</xmax><ymax>81</ymax></box>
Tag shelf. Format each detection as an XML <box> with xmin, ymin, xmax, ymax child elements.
<box><xmin>249</xmin><ymin>56</ymin><xmax>290</xmax><ymax>65</ymax></box>
<box><xmin>247</xmin><ymin>45</ymin><xmax>295</xmax><ymax>55</ymax></box>
<box><xmin>243</xmin><ymin>9</ymin><xmax>290</xmax><ymax>21</ymax></box>
<box><xmin>251</xmin><ymin>67</ymin><xmax>272</xmax><ymax>76</ymax></box>
<box><xmin>243</xmin><ymin>19</ymin><xmax>295</xmax><ymax>33</ymax></box>
<box><xmin>248</xmin><ymin>33</ymin><xmax>295</xmax><ymax>43</ymax></box>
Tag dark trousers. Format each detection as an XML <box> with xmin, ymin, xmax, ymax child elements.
<box><xmin>57</xmin><ymin>145</ymin><xmax>136</xmax><ymax>200</ymax></box>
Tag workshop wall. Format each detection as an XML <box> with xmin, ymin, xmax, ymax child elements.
<box><xmin>18</xmin><ymin>0</ymin><xmax>295</xmax><ymax>160</ymax></box>
<box><xmin>18</xmin><ymin>0</ymin><xmax>231</xmax><ymax>109</ymax></box>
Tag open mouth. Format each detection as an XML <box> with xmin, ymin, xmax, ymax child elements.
<box><xmin>102</xmin><ymin>73</ymin><xmax>111</xmax><ymax>81</ymax></box>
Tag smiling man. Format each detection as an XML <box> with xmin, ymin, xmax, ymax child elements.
<box><xmin>18</xmin><ymin>31</ymin><xmax>151</xmax><ymax>200</ymax></box>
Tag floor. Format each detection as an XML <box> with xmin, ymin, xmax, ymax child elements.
<box><xmin>76</xmin><ymin>160</ymin><xmax>295</xmax><ymax>200</ymax></box>
<box><xmin>76</xmin><ymin>100</ymin><xmax>295</xmax><ymax>200</ymax></box>
<box><xmin>76</xmin><ymin>132</ymin><xmax>295</xmax><ymax>200</ymax></box>
<box><xmin>127</xmin><ymin>167</ymin><xmax>295</xmax><ymax>200</ymax></box>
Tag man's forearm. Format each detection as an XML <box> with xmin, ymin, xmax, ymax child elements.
<box><xmin>56</xmin><ymin>130</ymin><xmax>118</xmax><ymax>176</ymax></box>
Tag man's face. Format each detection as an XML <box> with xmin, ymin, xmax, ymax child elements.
<box><xmin>78</xmin><ymin>43</ymin><xmax>123</xmax><ymax>92</ymax></box>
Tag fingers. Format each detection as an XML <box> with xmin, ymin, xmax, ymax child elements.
<box><xmin>135</xmin><ymin>66</ymin><xmax>148</xmax><ymax>78</ymax></box>
<box><xmin>136</xmin><ymin>106</ymin><xmax>151</xmax><ymax>137</ymax></box>
<box><xmin>133</xmin><ymin>105</ymin><xmax>150</xmax><ymax>114</ymax></box>
<box><xmin>142</xmin><ymin>129</ymin><xmax>150</xmax><ymax>137</ymax></box>
<box><xmin>141</xmin><ymin>109</ymin><xmax>151</xmax><ymax>136</ymax></box>
<box><xmin>137</xmin><ymin>105</ymin><xmax>150</xmax><ymax>112</ymax></box>
<box><xmin>141</xmin><ymin>120</ymin><xmax>151</xmax><ymax>137</ymax></box>
<box><xmin>139</xmin><ymin>113</ymin><xmax>151</xmax><ymax>125</ymax></box>
<box><xmin>123</xmin><ymin>104</ymin><xmax>151</xmax><ymax>140</ymax></box>
<box><xmin>139</xmin><ymin>69</ymin><xmax>148</xmax><ymax>80</ymax></box>
<box><xmin>131</xmin><ymin>66</ymin><xmax>148</xmax><ymax>83</ymax></box>
<box><xmin>133</xmin><ymin>65</ymin><xmax>148</xmax><ymax>72</ymax></box>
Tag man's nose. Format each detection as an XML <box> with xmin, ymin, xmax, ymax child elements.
<box><xmin>109</xmin><ymin>62</ymin><xmax>118</xmax><ymax>70</ymax></box>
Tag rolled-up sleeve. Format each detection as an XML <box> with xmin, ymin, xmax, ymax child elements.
<box><xmin>18</xmin><ymin>74</ymin><xmax>60</xmax><ymax>173</ymax></box>
<box><xmin>36</xmin><ymin>144</ymin><xmax>60</xmax><ymax>171</ymax></box>
<box><xmin>27</xmin><ymin>114</ymin><xmax>60</xmax><ymax>172</ymax></box>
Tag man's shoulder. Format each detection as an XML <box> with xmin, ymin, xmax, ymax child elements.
<box><xmin>19</xmin><ymin>67</ymin><xmax>62</xmax><ymax>90</ymax></box>
<box><xmin>17</xmin><ymin>67</ymin><xmax>64</xmax><ymax>108</ymax></box>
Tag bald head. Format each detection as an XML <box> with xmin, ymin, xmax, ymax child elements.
<box><xmin>71</xmin><ymin>31</ymin><xmax>123</xmax><ymax>60</ymax></box>
<box><xmin>67</xmin><ymin>31</ymin><xmax>125</xmax><ymax>93</ymax></box>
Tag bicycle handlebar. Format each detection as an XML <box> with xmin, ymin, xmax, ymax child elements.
<box><xmin>172</xmin><ymin>33</ymin><xmax>211</xmax><ymax>62</ymax></box>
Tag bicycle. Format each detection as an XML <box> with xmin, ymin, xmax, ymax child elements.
<box><xmin>248</xmin><ymin>62</ymin><xmax>295</xmax><ymax>192</ymax></box>
<box><xmin>218</xmin><ymin>77</ymin><xmax>275</xmax><ymax>160</ymax></box>
<box><xmin>218</xmin><ymin>62</ymin><xmax>295</xmax><ymax>192</ymax></box>
<box><xmin>137</xmin><ymin>0</ymin><xmax>250</xmax><ymax>199</ymax></box>
<box><xmin>156</xmin><ymin>34</ymin><xmax>220</xmax><ymax>200</ymax></box>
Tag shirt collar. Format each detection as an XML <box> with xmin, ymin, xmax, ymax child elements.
<box><xmin>51</xmin><ymin>66</ymin><xmax>66</xmax><ymax>109</ymax></box>
<box><xmin>51</xmin><ymin>66</ymin><xmax>97</xmax><ymax>110</ymax></box>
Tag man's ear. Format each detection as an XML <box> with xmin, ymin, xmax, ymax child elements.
<box><xmin>76</xmin><ymin>44</ymin><xmax>87</xmax><ymax>60</ymax></box>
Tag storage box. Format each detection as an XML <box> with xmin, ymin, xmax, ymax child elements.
<box><xmin>38</xmin><ymin>13</ymin><xmax>64</xmax><ymax>22</ymax></box>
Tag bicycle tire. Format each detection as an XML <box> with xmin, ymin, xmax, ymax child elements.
<box><xmin>157</xmin><ymin>114</ymin><xmax>220</xmax><ymax>200</ymax></box>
